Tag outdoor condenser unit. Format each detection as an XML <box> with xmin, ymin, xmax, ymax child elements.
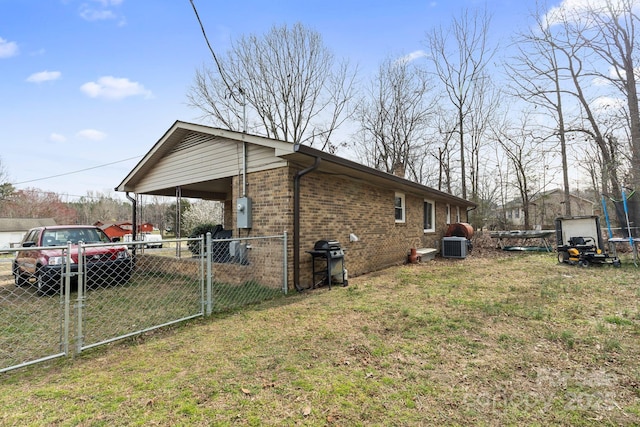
<box><xmin>442</xmin><ymin>236</ymin><xmax>468</xmax><ymax>259</ymax></box>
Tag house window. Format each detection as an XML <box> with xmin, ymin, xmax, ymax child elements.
<box><xmin>424</xmin><ymin>200</ymin><xmax>435</xmax><ymax>232</ymax></box>
<box><xmin>395</xmin><ymin>193</ymin><xmax>405</xmax><ymax>223</ymax></box>
<box><xmin>456</xmin><ymin>206</ymin><xmax>461</xmax><ymax>222</ymax></box>
<box><xmin>446</xmin><ymin>204</ymin><xmax>451</xmax><ymax>224</ymax></box>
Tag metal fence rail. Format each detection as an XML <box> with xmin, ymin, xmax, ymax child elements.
<box><xmin>0</xmin><ymin>232</ymin><xmax>287</xmax><ymax>373</ymax></box>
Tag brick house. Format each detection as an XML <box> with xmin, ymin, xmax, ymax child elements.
<box><xmin>116</xmin><ymin>121</ymin><xmax>475</xmax><ymax>290</ymax></box>
<box><xmin>497</xmin><ymin>189</ymin><xmax>595</xmax><ymax>230</ymax></box>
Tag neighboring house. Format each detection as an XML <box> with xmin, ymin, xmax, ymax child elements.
<box><xmin>497</xmin><ymin>189</ymin><xmax>595</xmax><ymax>229</ymax></box>
<box><xmin>94</xmin><ymin>221</ymin><xmax>154</xmax><ymax>239</ymax></box>
<box><xmin>0</xmin><ymin>218</ymin><xmax>57</xmax><ymax>249</ymax></box>
<box><xmin>116</xmin><ymin>121</ymin><xmax>476</xmax><ymax>290</ymax></box>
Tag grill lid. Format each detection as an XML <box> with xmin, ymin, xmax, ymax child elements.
<box><xmin>314</xmin><ymin>239</ymin><xmax>341</xmax><ymax>250</ymax></box>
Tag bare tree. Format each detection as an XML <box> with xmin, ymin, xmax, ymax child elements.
<box><xmin>431</xmin><ymin>111</ymin><xmax>457</xmax><ymax>193</ymax></box>
<box><xmin>426</xmin><ymin>8</ymin><xmax>496</xmax><ymax>200</ymax></box>
<box><xmin>492</xmin><ymin>113</ymin><xmax>547</xmax><ymax>230</ymax></box>
<box><xmin>71</xmin><ymin>191</ymin><xmax>131</xmax><ymax>225</ymax></box>
<box><xmin>508</xmin><ymin>1</ymin><xmax>637</xmax><ymax>199</ymax></box>
<box><xmin>466</xmin><ymin>73</ymin><xmax>501</xmax><ymax>221</ymax></box>
<box><xmin>0</xmin><ymin>156</ymin><xmax>13</xmax><ymax>202</ymax></box>
<box><xmin>187</xmin><ymin>22</ymin><xmax>357</xmax><ymax>151</ymax></box>
<box><xmin>507</xmin><ymin>5</ymin><xmax>573</xmax><ymax>215</ymax></box>
<box><xmin>354</xmin><ymin>55</ymin><xmax>435</xmax><ymax>178</ymax></box>
<box><xmin>578</xmin><ymin>0</ymin><xmax>640</xmax><ymax>190</ymax></box>
<box><xmin>547</xmin><ymin>5</ymin><xmax>627</xmax><ymax>197</ymax></box>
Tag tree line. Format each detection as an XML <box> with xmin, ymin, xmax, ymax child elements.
<box><xmin>188</xmin><ymin>0</ymin><xmax>639</xmax><ymax>230</ymax></box>
<box><xmin>0</xmin><ymin>181</ymin><xmax>223</xmax><ymax>237</ymax></box>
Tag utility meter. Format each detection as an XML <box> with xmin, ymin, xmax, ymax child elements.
<box><xmin>236</xmin><ymin>197</ymin><xmax>252</xmax><ymax>228</ymax></box>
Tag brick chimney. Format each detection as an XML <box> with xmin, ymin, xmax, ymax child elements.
<box><xmin>393</xmin><ymin>161</ymin><xmax>405</xmax><ymax>178</ymax></box>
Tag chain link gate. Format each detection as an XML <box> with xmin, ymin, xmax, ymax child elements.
<box><xmin>1</xmin><ymin>232</ymin><xmax>287</xmax><ymax>373</ymax></box>
<box><xmin>0</xmin><ymin>246</ymin><xmax>69</xmax><ymax>373</ymax></box>
<box><xmin>76</xmin><ymin>237</ymin><xmax>206</xmax><ymax>353</ymax></box>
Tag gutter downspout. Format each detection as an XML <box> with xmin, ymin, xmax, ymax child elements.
<box><xmin>465</xmin><ymin>205</ymin><xmax>477</xmax><ymax>223</ymax></box>
<box><xmin>126</xmin><ymin>192</ymin><xmax>137</xmax><ymax>255</ymax></box>
<box><xmin>293</xmin><ymin>155</ymin><xmax>321</xmax><ymax>291</ymax></box>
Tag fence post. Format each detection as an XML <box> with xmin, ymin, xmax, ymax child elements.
<box><xmin>63</xmin><ymin>242</ymin><xmax>72</xmax><ymax>356</ymax></box>
<box><xmin>76</xmin><ymin>243</ymin><xmax>85</xmax><ymax>354</ymax></box>
<box><xmin>283</xmin><ymin>231</ymin><xmax>288</xmax><ymax>294</ymax></box>
<box><xmin>206</xmin><ymin>233</ymin><xmax>212</xmax><ymax>316</ymax></box>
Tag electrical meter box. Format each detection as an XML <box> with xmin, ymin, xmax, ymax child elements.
<box><xmin>237</xmin><ymin>197</ymin><xmax>252</xmax><ymax>229</ymax></box>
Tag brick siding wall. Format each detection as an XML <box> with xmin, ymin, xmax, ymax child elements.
<box><xmin>228</xmin><ymin>166</ymin><xmax>465</xmax><ymax>289</ymax></box>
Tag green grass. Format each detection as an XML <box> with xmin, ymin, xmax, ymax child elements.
<box><xmin>1</xmin><ymin>269</ymin><xmax>283</xmax><ymax>368</ymax></box>
<box><xmin>1</xmin><ymin>252</ymin><xmax>640</xmax><ymax>425</ymax></box>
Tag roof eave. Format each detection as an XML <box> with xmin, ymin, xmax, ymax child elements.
<box><xmin>291</xmin><ymin>144</ymin><xmax>476</xmax><ymax>208</ymax></box>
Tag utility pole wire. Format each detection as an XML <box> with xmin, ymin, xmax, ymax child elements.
<box><xmin>188</xmin><ymin>0</ymin><xmax>242</xmax><ymax>104</ymax></box>
<box><xmin>13</xmin><ymin>156</ymin><xmax>143</xmax><ymax>185</ymax></box>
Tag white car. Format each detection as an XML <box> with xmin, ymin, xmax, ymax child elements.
<box><xmin>123</xmin><ymin>233</ymin><xmax>163</xmax><ymax>249</ymax></box>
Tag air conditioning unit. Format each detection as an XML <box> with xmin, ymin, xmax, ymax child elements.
<box><xmin>442</xmin><ymin>236</ymin><xmax>468</xmax><ymax>259</ymax></box>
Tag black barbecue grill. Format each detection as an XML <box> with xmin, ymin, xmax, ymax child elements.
<box><xmin>307</xmin><ymin>239</ymin><xmax>347</xmax><ymax>288</ymax></box>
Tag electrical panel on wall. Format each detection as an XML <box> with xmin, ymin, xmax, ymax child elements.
<box><xmin>237</xmin><ymin>197</ymin><xmax>252</xmax><ymax>229</ymax></box>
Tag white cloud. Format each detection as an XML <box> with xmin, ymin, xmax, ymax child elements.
<box><xmin>592</xmin><ymin>76</ymin><xmax>610</xmax><ymax>86</ymax></box>
<box><xmin>95</xmin><ymin>0</ymin><xmax>124</xmax><ymax>6</ymax></box>
<box><xmin>80</xmin><ymin>8</ymin><xmax>116</xmax><ymax>21</ymax></box>
<box><xmin>397</xmin><ymin>50</ymin><xmax>428</xmax><ymax>64</ymax></box>
<box><xmin>76</xmin><ymin>129</ymin><xmax>107</xmax><ymax>141</ymax></box>
<box><xmin>80</xmin><ymin>76</ymin><xmax>152</xmax><ymax>100</ymax></box>
<box><xmin>26</xmin><ymin>70</ymin><xmax>62</xmax><ymax>83</ymax></box>
<box><xmin>49</xmin><ymin>133</ymin><xmax>67</xmax><ymax>143</ymax></box>
<box><xmin>545</xmin><ymin>0</ymin><xmax>640</xmax><ymax>26</ymax></box>
<box><xmin>0</xmin><ymin>37</ymin><xmax>18</xmax><ymax>58</ymax></box>
<box><xmin>79</xmin><ymin>0</ymin><xmax>124</xmax><ymax>22</ymax></box>
<box><xmin>592</xmin><ymin>96</ymin><xmax>625</xmax><ymax>111</ymax></box>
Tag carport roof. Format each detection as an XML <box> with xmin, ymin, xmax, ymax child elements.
<box><xmin>116</xmin><ymin>120</ymin><xmax>476</xmax><ymax>207</ymax></box>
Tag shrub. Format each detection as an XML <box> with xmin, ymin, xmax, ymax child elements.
<box><xmin>188</xmin><ymin>223</ymin><xmax>222</xmax><ymax>255</ymax></box>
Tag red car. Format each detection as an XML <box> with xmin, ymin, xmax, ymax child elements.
<box><xmin>13</xmin><ymin>225</ymin><xmax>133</xmax><ymax>295</ymax></box>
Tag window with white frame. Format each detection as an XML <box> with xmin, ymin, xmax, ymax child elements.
<box><xmin>423</xmin><ymin>199</ymin><xmax>435</xmax><ymax>232</ymax></box>
<box><xmin>395</xmin><ymin>192</ymin><xmax>405</xmax><ymax>223</ymax></box>
<box><xmin>456</xmin><ymin>206</ymin><xmax>461</xmax><ymax>222</ymax></box>
<box><xmin>446</xmin><ymin>204</ymin><xmax>451</xmax><ymax>224</ymax></box>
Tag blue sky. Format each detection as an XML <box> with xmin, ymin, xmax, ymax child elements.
<box><xmin>1</xmin><ymin>0</ymin><xmax>549</xmax><ymax>199</ymax></box>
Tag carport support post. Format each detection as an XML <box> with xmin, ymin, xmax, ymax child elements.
<box><xmin>205</xmin><ymin>232</ymin><xmax>212</xmax><ymax>316</ymax></box>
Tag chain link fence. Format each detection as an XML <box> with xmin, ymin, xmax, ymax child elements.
<box><xmin>0</xmin><ymin>232</ymin><xmax>287</xmax><ymax>373</ymax></box>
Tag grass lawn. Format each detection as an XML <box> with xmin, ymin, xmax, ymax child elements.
<box><xmin>1</xmin><ymin>251</ymin><xmax>639</xmax><ymax>426</ymax></box>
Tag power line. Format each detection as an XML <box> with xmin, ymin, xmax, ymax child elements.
<box><xmin>12</xmin><ymin>156</ymin><xmax>142</xmax><ymax>185</ymax></box>
<box><xmin>188</xmin><ymin>0</ymin><xmax>242</xmax><ymax>104</ymax></box>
